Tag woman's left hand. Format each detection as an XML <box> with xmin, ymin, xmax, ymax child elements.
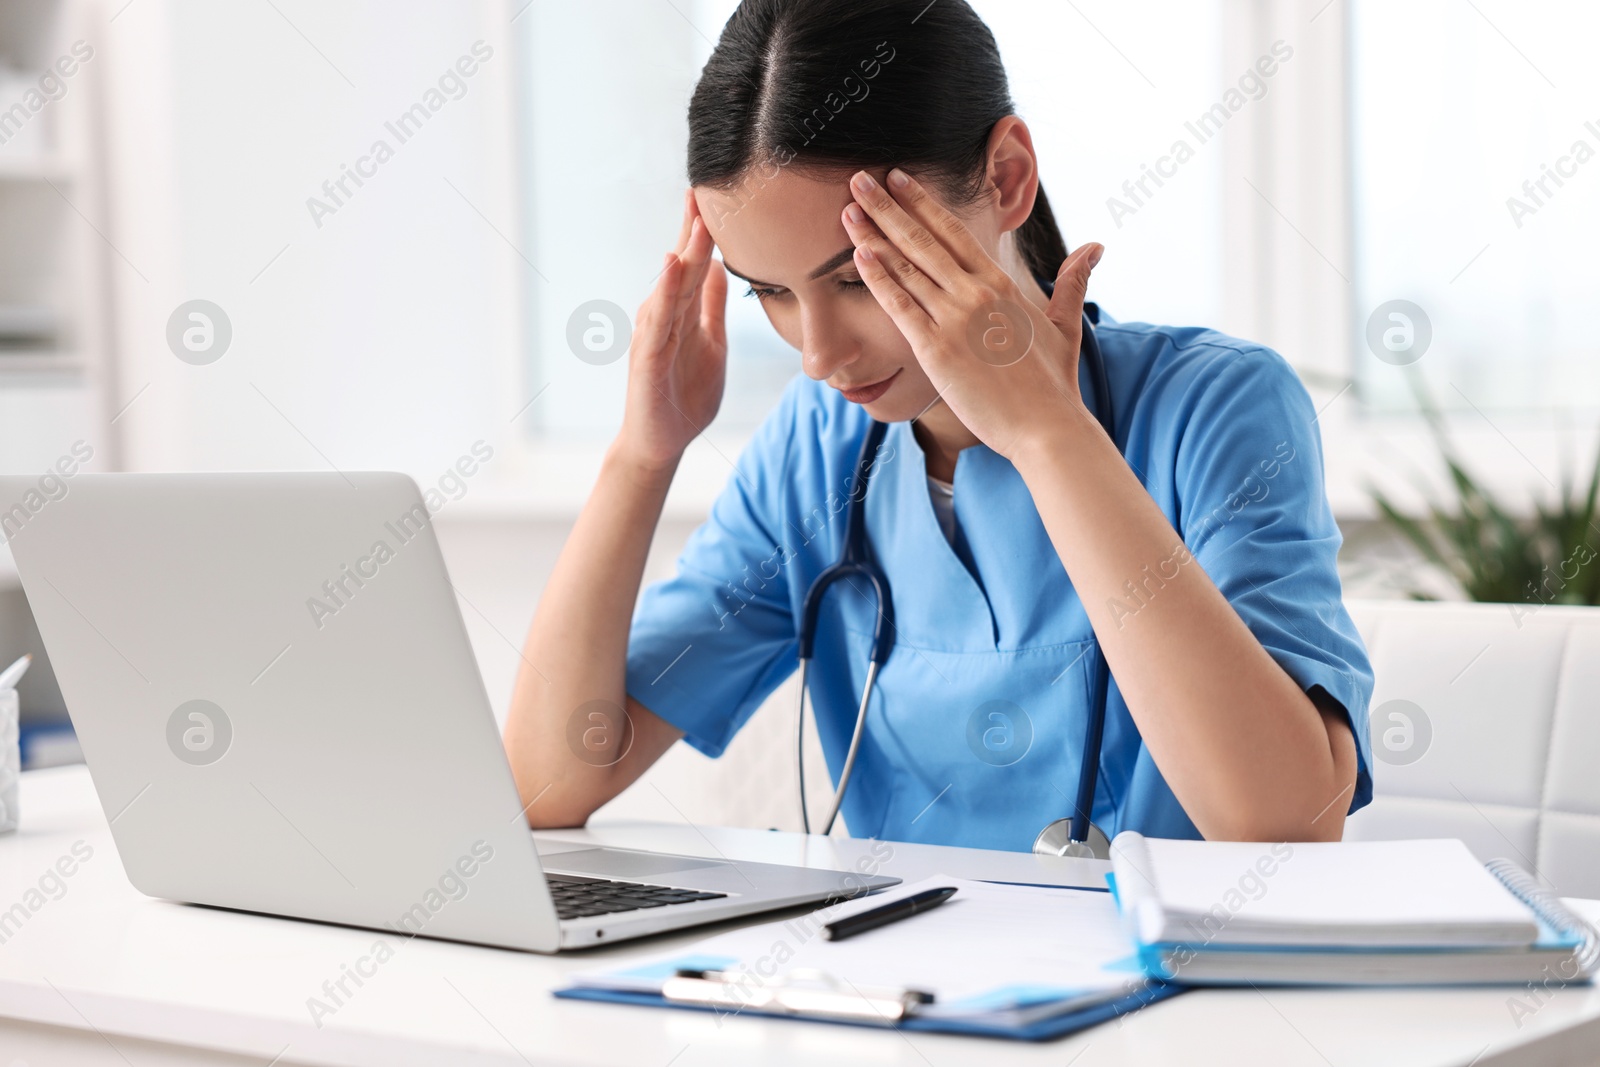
<box><xmin>842</xmin><ymin>167</ymin><xmax>1104</xmax><ymax>461</ymax></box>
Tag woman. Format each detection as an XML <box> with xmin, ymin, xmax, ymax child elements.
<box><xmin>503</xmin><ymin>0</ymin><xmax>1374</xmax><ymax>851</ymax></box>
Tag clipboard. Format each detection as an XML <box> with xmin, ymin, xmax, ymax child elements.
<box><xmin>553</xmin><ymin>874</ymin><xmax>1189</xmax><ymax>1041</ymax></box>
<box><xmin>554</xmin><ymin>973</ymin><xmax>1183</xmax><ymax>1041</ymax></box>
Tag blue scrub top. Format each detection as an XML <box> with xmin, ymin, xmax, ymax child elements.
<box><xmin>624</xmin><ymin>309</ymin><xmax>1375</xmax><ymax>850</ymax></box>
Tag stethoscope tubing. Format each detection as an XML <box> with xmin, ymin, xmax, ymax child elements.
<box><xmin>1071</xmin><ymin>313</ymin><xmax>1113</xmax><ymax>847</ymax></box>
<box><xmin>797</xmin><ymin>657</ymin><xmax>881</xmax><ymax>836</ymax></box>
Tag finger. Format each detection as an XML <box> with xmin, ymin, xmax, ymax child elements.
<box><xmin>1045</xmin><ymin>242</ymin><xmax>1104</xmax><ymax>338</ymax></box>
<box><xmin>672</xmin><ymin>188</ymin><xmax>697</xmax><ymax>256</ymax></box>
<box><xmin>853</xmin><ymin>243</ymin><xmax>935</xmax><ymax>346</ymax></box>
<box><xmin>849</xmin><ymin>170</ymin><xmax>961</xmax><ymax>290</ymax></box>
<box><xmin>699</xmin><ymin>258</ymin><xmax>728</xmax><ymax>352</ymax></box>
<box><xmin>666</xmin><ymin>219</ymin><xmax>719</xmax><ymax>355</ymax></box>
<box><xmin>879</xmin><ymin>167</ymin><xmax>990</xmax><ymax>275</ymax></box>
<box><xmin>638</xmin><ymin>252</ymin><xmax>685</xmax><ymax>362</ymax></box>
<box><xmin>842</xmin><ymin>202</ymin><xmax>943</xmax><ymax>315</ymax></box>
<box><xmin>669</xmin><ymin>217</ymin><xmax>715</xmax><ymax>332</ymax></box>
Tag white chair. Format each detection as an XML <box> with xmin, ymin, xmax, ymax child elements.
<box><xmin>1343</xmin><ymin>598</ymin><xmax>1600</xmax><ymax>898</ymax></box>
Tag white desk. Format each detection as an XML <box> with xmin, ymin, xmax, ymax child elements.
<box><xmin>2</xmin><ymin>766</ymin><xmax>1598</xmax><ymax>1067</ymax></box>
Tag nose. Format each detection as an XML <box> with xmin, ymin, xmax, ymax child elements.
<box><xmin>800</xmin><ymin>306</ymin><xmax>860</xmax><ymax>382</ymax></box>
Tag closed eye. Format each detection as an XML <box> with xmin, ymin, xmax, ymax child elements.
<box><xmin>743</xmin><ymin>278</ymin><xmax>869</xmax><ymax>302</ymax></box>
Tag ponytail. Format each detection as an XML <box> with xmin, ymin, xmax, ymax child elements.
<box><xmin>1016</xmin><ymin>184</ymin><xmax>1070</xmax><ymax>282</ymax></box>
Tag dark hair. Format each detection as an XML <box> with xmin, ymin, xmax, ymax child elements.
<box><xmin>687</xmin><ymin>0</ymin><xmax>1068</xmax><ymax>282</ymax></box>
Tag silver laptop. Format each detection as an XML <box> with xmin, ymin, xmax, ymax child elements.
<box><xmin>0</xmin><ymin>472</ymin><xmax>897</xmax><ymax>952</ymax></box>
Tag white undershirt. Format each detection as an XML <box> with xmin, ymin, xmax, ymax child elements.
<box><xmin>927</xmin><ymin>475</ymin><xmax>957</xmax><ymax>545</ymax></box>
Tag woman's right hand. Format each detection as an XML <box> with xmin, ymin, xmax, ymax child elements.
<box><xmin>617</xmin><ymin>189</ymin><xmax>728</xmax><ymax>473</ymax></box>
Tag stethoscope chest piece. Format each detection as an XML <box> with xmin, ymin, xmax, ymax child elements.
<box><xmin>1032</xmin><ymin>817</ymin><xmax>1111</xmax><ymax>860</ymax></box>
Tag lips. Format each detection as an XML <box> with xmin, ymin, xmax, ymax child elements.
<box><xmin>838</xmin><ymin>368</ymin><xmax>901</xmax><ymax>405</ymax></box>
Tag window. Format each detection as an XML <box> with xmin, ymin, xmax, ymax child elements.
<box><xmin>519</xmin><ymin>0</ymin><xmax>1227</xmax><ymax>441</ymax></box>
<box><xmin>518</xmin><ymin>0</ymin><xmax>1590</xmax><ymax>459</ymax></box>
<box><xmin>1351</xmin><ymin>0</ymin><xmax>1600</xmax><ymax>414</ymax></box>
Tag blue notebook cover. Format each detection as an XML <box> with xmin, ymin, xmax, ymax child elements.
<box><xmin>1106</xmin><ymin>862</ymin><xmax>1600</xmax><ymax>987</ymax></box>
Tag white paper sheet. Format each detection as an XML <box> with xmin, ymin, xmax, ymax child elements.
<box><xmin>573</xmin><ymin>875</ymin><xmax>1142</xmax><ymax>1018</ymax></box>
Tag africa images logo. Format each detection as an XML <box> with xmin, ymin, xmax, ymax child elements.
<box><xmin>304</xmin><ymin>443</ymin><xmax>493</xmax><ymax>630</ymax></box>
<box><xmin>166</xmin><ymin>699</ymin><xmax>232</xmax><ymax>766</ymax></box>
<box><xmin>166</xmin><ymin>300</ymin><xmax>233</xmax><ymax>365</ymax></box>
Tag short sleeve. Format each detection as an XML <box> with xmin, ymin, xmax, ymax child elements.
<box><xmin>1174</xmin><ymin>348</ymin><xmax>1377</xmax><ymax>816</ymax></box>
<box><xmin>624</xmin><ymin>382</ymin><xmax>804</xmax><ymax>758</ymax></box>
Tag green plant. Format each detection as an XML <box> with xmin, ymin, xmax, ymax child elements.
<box><xmin>1366</xmin><ymin>369</ymin><xmax>1600</xmax><ymax>605</ymax></box>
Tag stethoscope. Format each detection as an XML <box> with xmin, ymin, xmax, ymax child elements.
<box><xmin>797</xmin><ymin>304</ymin><xmax>1119</xmax><ymax>860</ymax></box>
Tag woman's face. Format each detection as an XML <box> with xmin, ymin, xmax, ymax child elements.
<box><xmin>695</xmin><ymin>167</ymin><xmax>997</xmax><ymax>424</ymax></box>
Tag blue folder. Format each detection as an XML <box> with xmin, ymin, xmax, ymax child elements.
<box><xmin>554</xmin><ymin>975</ymin><xmax>1184</xmax><ymax>1042</ymax></box>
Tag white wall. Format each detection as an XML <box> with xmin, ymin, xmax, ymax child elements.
<box><xmin>101</xmin><ymin>0</ymin><xmax>523</xmax><ymax>479</ymax></box>
<box><xmin>432</xmin><ymin>515</ymin><xmax>837</xmax><ymax>834</ymax></box>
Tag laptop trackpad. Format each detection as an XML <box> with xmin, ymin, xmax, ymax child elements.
<box><xmin>544</xmin><ymin>847</ymin><xmax>731</xmax><ymax>878</ymax></box>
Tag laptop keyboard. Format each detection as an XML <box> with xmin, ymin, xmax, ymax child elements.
<box><xmin>545</xmin><ymin>873</ymin><xmax>728</xmax><ymax>920</ymax></box>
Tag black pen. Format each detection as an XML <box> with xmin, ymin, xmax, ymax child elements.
<box><xmin>822</xmin><ymin>885</ymin><xmax>958</xmax><ymax>942</ymax></box>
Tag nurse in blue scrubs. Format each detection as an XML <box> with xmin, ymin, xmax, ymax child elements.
<box><xmin>503</xmin><ymin>0</ymin><xmax>1374</xmax><ymax>849</ymax></box>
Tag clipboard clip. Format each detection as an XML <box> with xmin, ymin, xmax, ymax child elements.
<box><xmin>663</xmin><ymin>966</ymin><xmax>935</xmax><ymax>1023</ymax></box>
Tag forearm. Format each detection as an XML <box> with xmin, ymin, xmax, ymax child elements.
<box><xmin>502</xmin><ymin>440</ymin><xmax>685</xmax><ymax>826</ymax></box>
<box><xmin>1013</xmin><ymin>409</ymin><xmax>1356</xmax><ymax>842</ymax></box>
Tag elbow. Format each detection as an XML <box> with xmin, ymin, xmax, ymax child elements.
<box><xmin>1224</xmin><ymin>809</ymin><xmax>1345</xmax><ymax>843</ymax></box>
<box><xmin>524</xmin><ymin>804</ymin><xmax>592</xmax><ymax>831</ymax></box>
<box><xmin>1209</xmin><ymin>691</ymin><xmax>1359</xmax><ymax>842</ymax></box>
<box><xmin>1202</xmin><ymin>770</ymin><xmax>1355</xmax><ymax>843</ymax></box>
<box><xmin>511</xmin><ymin>776</ymin><xmax>601</xmax><ymax>830</ymax></box>
<box><xmin>505</xmin><ymin>763</ymin><xmax>599</xmax><ymax>831</ymax></box>
<box><xmin>1202</xmin><ymin>808</ymin><xmax>1346</xmax><ymax>844</ymax></box>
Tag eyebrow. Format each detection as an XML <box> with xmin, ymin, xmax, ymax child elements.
<box><xmin>721</xmin><ymin>246</ymin><xmax>857</xmax><ymax>288</ymax></box>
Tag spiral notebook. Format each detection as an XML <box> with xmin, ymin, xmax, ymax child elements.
<box><xmin>555</xmin><ymin>874</ymin><xmax>1184</xmax><ymax>1041</ymax></box>
<box><xmin>1108</xmin><ymin>833</ymin><xmax>1600</xmax><ymax>986</ymax></box>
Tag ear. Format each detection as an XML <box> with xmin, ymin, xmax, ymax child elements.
<box><xmin>983</xmin><ymin>116</ymin><xmax>1042</xmax><ymax>239</ymax></box>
